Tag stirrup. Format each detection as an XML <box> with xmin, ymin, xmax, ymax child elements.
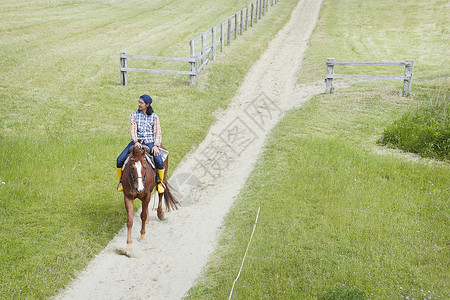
<box><xmin>117</xmin><ymin>181</ymin><xmax>123</xmax><ymax>192</ymax></box>
<box><xmin>157</xmin><ymin>182</ymin><xmax>166</xmax><ymax>194</ymax></box>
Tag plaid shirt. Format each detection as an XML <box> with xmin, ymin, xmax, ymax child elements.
<box><xmin>129</xmin><ymin>110</ymin><xmax>161</xmax><ymax>146</ymax></box>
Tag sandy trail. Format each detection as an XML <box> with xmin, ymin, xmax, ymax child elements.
<box><xmin>56</xmin><ymin>0</ymin><xmax>323</xmax><ymax>299</ymax></box>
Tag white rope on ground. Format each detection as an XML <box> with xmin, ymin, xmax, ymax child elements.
<box><xmin>228</xmin><ymin>206</ymin><xmax>261</xmax><ymax>300</ymax></box>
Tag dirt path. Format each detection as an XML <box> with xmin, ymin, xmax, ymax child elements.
<box><xmin>56</xmin><ymin>0</ymin><xmax>323</xmax><ymax>299</ymax></box>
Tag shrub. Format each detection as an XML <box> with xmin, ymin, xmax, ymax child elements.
<box><xmin>380</xmin><ymin>83</ymin><xmax>449</xmax><ymax>160</ymax></box>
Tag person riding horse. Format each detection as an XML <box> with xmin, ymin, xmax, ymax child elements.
<box><xmin>116</xmin><ymin>94</ymin><xmax>165</xmax><ymax>194</ymax></box>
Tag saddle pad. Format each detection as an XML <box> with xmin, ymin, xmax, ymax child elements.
<box><xmin>159</xmin><ymin>148</ymin><xmax>169</xmax><ymax>162</ymax></box>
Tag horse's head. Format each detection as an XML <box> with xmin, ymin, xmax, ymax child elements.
<box><xmin>128</xmin><ymin>145</ymin><xmax>150</xmax><ymax>194</ymax></box>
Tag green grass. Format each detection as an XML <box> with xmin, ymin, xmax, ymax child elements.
<box><xmin>0</xmin><ymin>0</ymin><xmax>300</xmax><ymax>298</ymax></box>
<box><xmin>299</xmin><ymin>0</ymin><xmax>449</xmax><ymax>84</ymax></box>
<box><xmin>187</xmin><ymin>0</ymin><xmax>449</xmax><ymax>299</ymax></box>
<box><xmin>187</xmin><ymin>93</ymin><xmax>450</xmax><ymax>300</ymax></box>
<box><xmin>2</xmin><ymin>0</ymin><xmax>449</xmax><ymax>298</ymax></box>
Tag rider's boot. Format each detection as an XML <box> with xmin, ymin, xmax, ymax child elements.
<box><xmin>116</xmin><ymin>168</ymin><xmax>123</xmax><ymax>192</ymax></box>
<box><xmin>156</xmin><ymin>169</ymin><xmax>165</xmax><ymax>194</ymax></box>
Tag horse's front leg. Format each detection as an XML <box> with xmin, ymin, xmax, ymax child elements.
<box><xmin>145</xmin><ymin>206</ymin><xmax>150</xmax><ymax>224</ymax></box>
<box><xmin>124</xmin><ymin>197</ymin><xmax>134</xmax><ymax>245</ymax></box>
<box><xmin>157</xmin><ymin>192</ymin><xmax>164</xmax><ymax>220</ymax></box>
<box><xmin>140</xmin><ymin>195</ymin><xmax>150</xmax><ymax>241</ymax></box>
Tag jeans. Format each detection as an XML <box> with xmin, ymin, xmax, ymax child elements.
<box><xmin>117</xmin><ymin>141</ymin><xmax>164</xmax><ymax>169</ymax></box>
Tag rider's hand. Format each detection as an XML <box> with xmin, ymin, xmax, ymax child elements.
<box><xmin>152</xmin><ymin>145</ymin><xmax>160</xmax><ymax>155</ymax></box>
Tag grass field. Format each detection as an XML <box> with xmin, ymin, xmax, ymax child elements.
<box><xmin>186</xmin><ymin>0</ymin><xmax>449</xmax><ymax>299</ymax></box>
<box><xmin>1</xmin><ymin>0</ymin><xmax>448</xmax><ymax>299</ymax></box>
<box><xmin>0</xmin><ymin>0</ymin><xmax>300</xmax><ymax>298</ymax></box>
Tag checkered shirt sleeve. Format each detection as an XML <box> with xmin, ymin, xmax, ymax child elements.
<box><xmin>129</xmin><ymin>112</ymin><xmax>138</xmax><ymax>143</ymax></box>
<box><xmin>153</xmin><ymin>114</ymin><xmax>162</xmax><ymax>147</ymax></box>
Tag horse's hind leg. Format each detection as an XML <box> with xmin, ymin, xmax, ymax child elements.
<box><xmin>157</xmin><ymin>193</ymin><xmax>164</xmax><ymax>220</ymax></box>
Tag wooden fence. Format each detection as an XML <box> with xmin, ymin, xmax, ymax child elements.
<box><xmin>120</xmin><ymin>0</ymin><xmax>280</xmax><ymax>87</ymax></box>
<box><xmin>119</xmin><ymin>52</ymin><xmax>208</xmax><ymax>86</ymax></box>
<box><xmin>325</xmin><ymin>57</ymin><xmax>414</xmax><ymax>96</ymax></box>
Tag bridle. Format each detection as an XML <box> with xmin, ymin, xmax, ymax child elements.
<box><xmin>128</xmin><ymin>157</ymin><xmax>148</xmax><ymax>194</ymax></box>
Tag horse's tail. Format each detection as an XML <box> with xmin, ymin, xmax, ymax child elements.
<box><xmin>160</xmin><ymin>147</ymin><xmax>179</xmax><ymax>211</ymax></box>
<box><xmin>163</xmin><ymin>179</ymin><xmax>179</xmax><ymax>211</ymax></box>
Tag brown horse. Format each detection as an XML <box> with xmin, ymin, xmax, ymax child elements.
<box><xmin>121</xmin><ymin>145</ymin><xmax>178</xmax><ymax>244</ymax></box>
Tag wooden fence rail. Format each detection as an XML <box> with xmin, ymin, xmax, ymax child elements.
<box><xmin>325</xmin><ymin>57</ymin><xmax>414</xmax><ymax>96</ymax></box>
<box><xmin>120</xmin><ymin>49</ymin><xmax>211</xmax><ymax>87</ymax></box>
<box><xmin>120</xmin><ymin>53</ymin><xmax>196</xmax><ymax>86</ymax></box>
<box><xmin>120</xmin><ymin>0</ymin><xmax>279</xmax><ymax>86</ymax></box>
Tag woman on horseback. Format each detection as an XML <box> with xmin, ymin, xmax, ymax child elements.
<box><xmin>116</xmin><ymin>94</ymin><xmax>165</xmax><ymax>193</ymax></box>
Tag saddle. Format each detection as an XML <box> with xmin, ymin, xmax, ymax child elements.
<box><xmin>123</xmin><ymin>147</ymin><xmax>169</xmax><ymax>188</ymax></box>
<box><xmin>122</xmin><ymin>152</ymin><xmax>155</xmax><ymax>170</ymax></box>
<box><xmin>123</xmin><ymin>147</ymin><xmax>168</xmax><ymax>171</ymax></box>
<box><xmin>145</xmin><ymin>153</ymin><xmax>156</xmax><ymax>169</ymax></box>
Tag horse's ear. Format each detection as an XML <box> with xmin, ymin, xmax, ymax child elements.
<box><xmin>129</xmin><ymin>145</ymin><xmax>135</xmax><ymax>154</ymax></box>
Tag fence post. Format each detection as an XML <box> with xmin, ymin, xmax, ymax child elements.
<box><xmin>190</xmin><ymin>39</ymin><xmax>195</xmax><ymax>57</ymax></box>
<box><xmin>189</xmin><ymin>41</ymin><xmax>197</xmax><ymax>86</ymax></box>
<box><xmin>212</xmin><ymin>27</ymin><xmax>216</xmax><ymax>60</ymax></box>
<box><xmin>403</xmin><ymin>59</ymin><xmax>414</xmax><ymax>96</ymax></box>
<box><xmin>201</xmin><ymin>33</ymin><xmax>206</xmax><ymax>65</ymax></box>
<box><xmin>259</xmin><ymin>0</ymin><xmax>262</xmax><ymax>20</ymax></box>
<box><xmin>189</xmin><ymin>57</ymin><xmax>197</xmax><ymax>87</ymax></box>
<box><xmin>221</xmin><ymin>23</ymin><xmax>224</xmax><ymax>52</ymax></box>
<box><xmin>120</xmin><ymin>52</ymin><xmax>128</xmax><ymax>86</ymax></box>
<box><xmin>245</xmin><ymin>6</ymin><xmax>249</xmax><ymax>31</ymax></box>
<box><xmin>234</xmin><ymin>13</ymin><xmax>238</xmax><ymax>39</ymax></box>
<box><xmin>261</xmin><ymin>0</ymin><xmax>263</xmax><ymax>18</ymax></box>
<box><xmin>325</xmin><ymin>57</ymin><xmax>335</xmax><ymax>94</ymax></box>
<box><xmin>227</xmin><ymin>17</ymin><xmax>232</xmax><ymax>46</ymax></box>
<box><xmin>251</xmin><ymin>3</ymin><xmax>254</xmax><ymax>26</ymax></box>
<box><xmin>255</xmin><ymin>1</ymin><xmax>258</xmax><ymax>24</ymax></box>
<box><xmin>240</xmin><ymin>9</ymin><xmax>244</xmax><ymax>35</ymax></box>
